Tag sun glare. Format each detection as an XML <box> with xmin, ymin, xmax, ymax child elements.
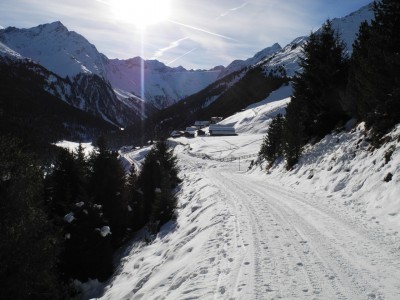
<box><xmin>110</xmin><ymin>0</ymin><xmax>171</xmax><ymax>28</ymax></box>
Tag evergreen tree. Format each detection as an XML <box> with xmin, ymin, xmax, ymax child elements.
<box><xmin>127</xmin><ymin>164</ymin><xmax>138</xmax><ymax>190</ymax></box>
<box><xmin>343</xmin><ymin>21</ymin><xmax>371</xmax><ymax>117</ymax></box>
<box><xmin>137</xmin><ymin>147</ymin><xmax>160</xmax><ymax>226</ymax></box>
<box><xmin>150</xmin><ymin>168</ymin><xmax>177</xmax><ymax>231</ymax></box>
<box><xmin>283</xmin><ymin>101</ymin><xmax>305</xmax><ymax>169</ymax></box>
<box><xmin>259</xmin><ymin>114</ymin><xmax>284</xmax><ymax>165</ymax></box>
<box><xmin>46</xmin><ymin>141</ymin><xmax>116</xmax><ymax>282</ymax></box>
<box><xmin>89</xmin><ymin>137</ymin><xmax>128</xmax><ymax>246</ymax></box>
<box><xmin>284</xmin><ymin>20</ymin><xmax>348</xmax><ymax>168</ymax></box>
<box><xmin>347</xmin><ymin>0</ymin><xmax>400</xmax><ymax>133</ymax></box>
<box><xmin>293</xmin><ymin>20</ymin><xmax>349</xmax><ymax>139</ymax></box>
<box><xmin>126</xmin><ymin>165</ymin><xmax>145</xmax><ymax>230</ymax></box>
<box><xmin>74</xmin><ymin>143</ymin><xmax>90</xmax><ymax>180</ymax></box>
<box><xmin>61</xmin><ymin>201</ymin><xmax>113</xmax><ymax>282</ymax></box>
<box><xmin>137</xmin><ymin>139</ymin><xmax>180</xmax><ymax>232</ymax></box>
<box><xmin>48</xmin><ymin>149</ymin><xmax>82</xmax><ymax>218</ymax></box>
<box><xmin>0</xmin><ymin>136</ymin><xmax>64</xmax><ymax>299</ymax></box>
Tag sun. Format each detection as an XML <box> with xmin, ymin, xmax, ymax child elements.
<box><xmin>110</xmin><ymin>0</ymin><xmax>171</xmax><ymax>28</ymax></box>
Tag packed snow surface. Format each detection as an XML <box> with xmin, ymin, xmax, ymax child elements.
<box><xmin>98</xmin><ymin>90</ymin><xmax>400</xmax><ymax>300</ymax></box>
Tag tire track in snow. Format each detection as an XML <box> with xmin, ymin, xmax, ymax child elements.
<box><xmin>220</xmin><ymin>169</ymin><xmax>400</xmax><ymax>299</ymax></box>
<box><xmin>213</xmin><ymin>170</ymin><xmax>317</xmax><ymax>299</ymax></box>
<box><xmin>100</xmin><ymin>152</ymin><xmax>400</xmax><ymax>300</ymax></box>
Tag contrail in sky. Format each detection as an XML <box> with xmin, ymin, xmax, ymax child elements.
<box><xmin>168</xmin><ymin>20</ymin><xmax>237</xmax><ymax>41</ymax></box>
<box><xmin>153</xmin><ymin>37</ymin><xmax>190</xmax><ymax>59</ymax></box>
<box><xmin>167</xmin><ymin>48</ymin><xmax>197</xmax><ymax>65</ymax></box>
<box><xmin>217</xmin><ymin>2</ymin><xmax>249</xmax><ymax>20</ymax></box>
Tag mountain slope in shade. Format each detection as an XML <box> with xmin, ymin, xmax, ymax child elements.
<box><xmin>0</xmin><ymin>58</ymin><xmax>117</xmax><ymax>159</ymax></box>
<box><xmin>0</xmin><ymin>52</ymin><xmax>145</xmax><ymax>127</ymax></box>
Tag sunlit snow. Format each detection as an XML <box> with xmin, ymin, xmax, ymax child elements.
<box><xmin>95</xmin><ymin>85</ymin><xmax>400</xmax><ymax>300</ymax></box>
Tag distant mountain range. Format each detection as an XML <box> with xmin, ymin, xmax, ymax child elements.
<box><xmin>0</xmin><ymin>21</ymin><xmax>223</xmax><ymax>126</ymax></box>
<box><xmin>151</xmin><ymin>3</ymin><xmax>374</xmax><ymax>135</ymax></box>
<box><xmin>0</xmin><ymin>2</ymin><xmax>374</xmax><ymax>144</ymax></box>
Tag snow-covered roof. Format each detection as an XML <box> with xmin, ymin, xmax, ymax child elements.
<box><xmin>194</xmin><ymin>121</ymin><xmax>210</xmax><ymax>126</ymax></box>
<box><xmin>185</xmin><ymin>127</ymin><xmax>197</xmax><ymax>132</ymax></box>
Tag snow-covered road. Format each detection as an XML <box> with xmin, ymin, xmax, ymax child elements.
<box><xmin>209</xmin><ymin>168</ymin><xmax>400</xmax><ymax>299</ymax></box>
<box><xmin>99</xmin><ymin>148</ymin><xmax>400</xmax><ymax>300</ymax></box>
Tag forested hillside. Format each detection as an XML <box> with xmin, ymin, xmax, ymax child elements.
<box><xmin>260</xmin><ymin>0</ymin><xmax>400</xmax><ymax>169</ymax></box>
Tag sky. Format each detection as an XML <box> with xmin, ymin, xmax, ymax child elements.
<box><xmin>0</xmin><ymin>0</ymin><xmax>372</xmax><ymax>70</ymax></box>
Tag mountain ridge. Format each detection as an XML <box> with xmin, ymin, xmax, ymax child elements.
<box><xmin>0</xmin><ymin>21</ymin><xmax>224</xmax><ymax>110</ymax></box>
<box><xmin>0</xmin><ymin>2</ymin><xmax>375</xmax><ymax>143</ymax></box>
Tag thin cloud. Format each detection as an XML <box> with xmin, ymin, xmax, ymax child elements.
<box><xmin>152</xmin><ymin>37</ymin><xmax>189</xmax><ymax>59</ymax></box>
<box><xmin>0</xmin><ymin>0</ymin><xmax>373</xmax><ymax>70</ymax></box>
<box><xmin>168</xmin><ymin>19</ymin><xmax>237</xmax><ymax>41</ymax></box>
<box><xmin>216</xmin><ymin>2</ymin><xmax>249</xmax><ymax>20</ymax></box>
<box><xmin>94</xmin><ymin>0</ymin><xmax>110</xmax><ymax>4</ymax></box>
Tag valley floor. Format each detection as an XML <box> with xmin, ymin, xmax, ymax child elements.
<box><xmin>98</xmin><ymin>140</ymin><xmax>400</xmax><ymax>300</ymax></box>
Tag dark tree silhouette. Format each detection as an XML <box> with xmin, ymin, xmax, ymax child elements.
<box><xmin>347</xmin><ymin>0</ymin><xmax>400</xmax><ymax>134</ymax></box>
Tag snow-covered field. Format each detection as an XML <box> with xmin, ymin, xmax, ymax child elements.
<box><xmin>92</xmin><ymin>89</ymin><xmax>400</xmax><ymax>300</ymax></box>
<box><xmin>55</xmin><ymin>140</ymin><xmax>94</xmax><ymax>156</ymax></box>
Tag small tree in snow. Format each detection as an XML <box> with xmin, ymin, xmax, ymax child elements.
<box><xmin>259</xmin><ymin>114</ymin><xmax>284</xmax><ymax>166</ymax></box>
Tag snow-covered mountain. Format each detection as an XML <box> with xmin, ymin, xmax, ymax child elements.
<box><xmin>154</xmin><ymin>2</ymin><xmax>375</xmax><ymax>130</ymax></box>
<box><xmin>0</xmin><ymin>21</ymin><xmax>223</xmax><ymax>111</ymax></box>
<box><xmin>256</xmin><ymin>3</ymin><xmax>374</xmax><ymax>78</ymax></box>
<box><xmin>0</xmin><ymin>21</ymin><xmax>106</xmax><ymax>78</ymax></box>
<box><xmin>329</xmin><ymin>2</ymin><xmax>375</xmax><ymax>55</ymax></box>
<box><xmin>0</xmin><ymin>2</ymin><xmax>374</xmax><ymax>130</ymax></box>
<box><xmin>215</xmin><ymin>2</ymin><xmax>374</xmax><ymax>93</ymax></box>
<box><xmin>0</xmin><ymin>53</ymin><xmax>144</xmax><ymax>127</ymax></box>
<box><xmin>105</xmin><ymin>57</ymin><xmax>222</xmax><ymax>108</ymax></box>
<box><xmin>217</xmin><ymin>43</ymin><xmax>282</xmax><ymax>79</ymax></box>
<box><xmin>0</xmin><ymin>23</ymin><xmax>146</xmax><ymax>127</ymax></box>
<box><xmin>0</xmin><ymin>41</ymin><xmax>23</xmax><ymax>60</ymax></box>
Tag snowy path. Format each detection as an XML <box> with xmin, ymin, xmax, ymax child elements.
<box><xmin>100</xmin><ymin>150</ymin><xmax>400</xmax><ymax>300</ymax></box>
<box><xmin>210</xmin><ymin>167</ymin><xmax>400</xmax><ymax>299</ymax></box>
